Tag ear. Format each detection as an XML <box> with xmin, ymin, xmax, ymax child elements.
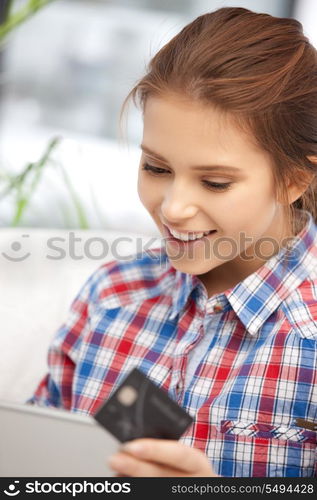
<box><xmin>286</xmin><ymin>156</ymin><xmax>316</xmax><ymax>204</ymax></box>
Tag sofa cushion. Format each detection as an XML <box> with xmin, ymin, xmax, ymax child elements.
<box><xmin>0</xmin><ymin>228</ymin><xmax>160</xmax><ymax>402</ymax></box>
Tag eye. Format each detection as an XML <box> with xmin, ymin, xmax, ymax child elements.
<box><xmin>141</xmin><ymin>163</ymin><xmax>170</xmax><ymax>175</ymax></box>
<box><xmin>203</xmin><ymin>180</ymin><xmax>232</xmax><ymax>191</ymax></box>
<box><xmin>142</xmin><ymin>163</ymin><xmax>232</xmax><ymax>191</ymax></box>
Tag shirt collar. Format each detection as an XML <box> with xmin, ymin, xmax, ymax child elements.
<box><xmin>170</xmin><ymin>210</ymin><xmax>317</xmax><ymax>335</ymax></box>
<box><xmin>169</xmin><ymin>271</ymin><xmax>197</xmax><ymax>320</ymax></box>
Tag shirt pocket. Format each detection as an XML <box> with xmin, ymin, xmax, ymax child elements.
<box><xmin>220</xmin><ymin>420</ymin><xmax>317</xmax><ymax>444</ymax></box>
<box><xmin>217</xmin><ymin>419</ymin><xmax>317</xmax><ymax>477</ymax></box>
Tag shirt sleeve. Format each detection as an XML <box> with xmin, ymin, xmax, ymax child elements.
<box><xmin>27</xmin><ymin>268</ymin><xmax>100</xmax><ymax>409</ymax></box>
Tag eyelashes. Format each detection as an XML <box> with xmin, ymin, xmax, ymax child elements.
<box><xmin>142</xmin><ymin>164</ymin><xmax>167</xmax><ymax>175</ymax></box>
<box><xmin>202</xmin><ymin>180</ymin><xmax>232</xmax><ymax>191</ymax></box>
<box><xmin>141</xmin><ymin>163</ymin><xmax>232</xmax><ymax>192</ymax></box>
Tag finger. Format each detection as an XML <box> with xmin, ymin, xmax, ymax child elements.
<box><xmin>120</xmin><ymin>439</ymin><xmax>210</xmax><ymax>474</ymax></box>
<box><xmin>108</xmin><ymin>452</ymin><xmax>191</xmax><ymax>478</ymax></box>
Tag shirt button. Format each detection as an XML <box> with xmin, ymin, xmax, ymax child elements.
<box><xmin>213</xmin><ymin>304</ymin><xmax>223</xmax><ymax>313</ymax></box>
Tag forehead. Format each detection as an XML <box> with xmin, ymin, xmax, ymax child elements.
<box><xmin>142</xmin><ymin>95</ymin><xmax>264</xmax><ymax>161</ymax></box>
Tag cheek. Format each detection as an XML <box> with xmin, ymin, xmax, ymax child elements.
<box><xmin>137</xmin><ymin>174</ymin><xmax>158</xmax><ymax>211</ymax></box>
<box><xmin>137</xmin><ymin>174</ymin><xmax>147</xmax><ymax>206</ymax></box>
<box><xmin>215</xmin><ymin>181</ymin><xmax>277</xmax><ymax>232</ymax></box>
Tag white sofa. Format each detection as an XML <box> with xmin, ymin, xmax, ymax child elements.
<box><xmin>0</xmin><ymin>227</ymin><xmax>160</xmax><ymax>403</ymax></box>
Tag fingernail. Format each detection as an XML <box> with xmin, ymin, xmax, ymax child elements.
<box><xmin>108</xmin><ymin>454</ymin><xmax>126</xmax><ymax>470</ymax></box>
<box><xmin>121</xmin><ymin>441</ymin><xmax>145</xmax><ymax>455</ymax></box>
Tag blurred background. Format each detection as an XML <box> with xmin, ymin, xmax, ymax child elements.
<box><xmin>0</xmin><ymin>0</ymin><xmax>316</xmax><ymax>235</ymax></box>
<box><xmin>1</xmin><ymin>0</ymin><xmax>317</xmax><ymax>403</ymax></box>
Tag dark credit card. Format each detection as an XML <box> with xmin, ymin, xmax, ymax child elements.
<box><xmin>93</xmin><ymin>367</ymin><xmax>193</xmax><ymax>442</ymax></box>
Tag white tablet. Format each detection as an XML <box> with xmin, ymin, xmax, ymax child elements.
<box><xmin>0</xmin><ymin>400</ymin><xmax>119</xmax><ymax>477</ymax></box>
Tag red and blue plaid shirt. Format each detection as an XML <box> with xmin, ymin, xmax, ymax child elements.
<box><xmin>30</xmin><ymin>210</ymin><xmax>317</xmax><ymax>477</ymax></box>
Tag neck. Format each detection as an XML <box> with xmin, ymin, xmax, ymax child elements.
<box><xmin>198</xmin><ymin>209</ymin><xmax>306</xmax><ymax>299</ymax></box>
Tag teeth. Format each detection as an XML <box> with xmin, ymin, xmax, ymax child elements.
<box><xmin>169</xmin><ymin>228</ymin><xmax>212</xmax><ymax>241</ymax></box>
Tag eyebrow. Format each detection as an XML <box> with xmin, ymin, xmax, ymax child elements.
<box><xmin>140</xmin><ymin>144</ymin><xmax>244</xmax><ymax>173</ymax></box>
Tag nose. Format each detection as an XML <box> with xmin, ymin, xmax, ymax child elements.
<box><xmin>160</xmin><ymin>181</ymin><xmax>199</xmax><ymax>222</ymax></box>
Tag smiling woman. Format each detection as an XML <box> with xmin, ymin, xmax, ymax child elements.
<box><xmin>29</xmin><ymin>7</ymin><xmax>317</xmax><ymax>478</ymax></box>
<box><xmin>136</xmin><ymin>95</ymin><xmax>289</xmax><ymax>285</ymax></box>
<box><xmin>124</xmin><ymin>8</ymin><xmax>317</xmax><ymax>234</ymax></box>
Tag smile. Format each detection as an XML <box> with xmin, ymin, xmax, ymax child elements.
<box><xmin>163</xmin><ymin>225</ymin><xmax>217</xmax><ymax>242</ymax></box>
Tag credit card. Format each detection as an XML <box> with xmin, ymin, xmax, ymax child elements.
<box><xmin>93</xmin><ymin>367</ymin><xmax>193</xmax><ymax>442</ymax></box>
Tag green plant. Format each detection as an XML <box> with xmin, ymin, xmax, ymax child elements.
<box><xmin>0</xmin><ymin>137</ymin><xmax>91</xmax><ymax>228</ymax></box>
<box><xmin>0</xmin><ymin>1</ymin><xmax>54</xmax><ymax>43</ymax></box>
<box><xmin>0</xmin><ymin>137</ymin><xmax>61</xmax><ymax>226</ymax></box>
<box><xmin>0</xmin><ymin>0</ymin><xmax>95</xmax><ymax>229</ymax></box>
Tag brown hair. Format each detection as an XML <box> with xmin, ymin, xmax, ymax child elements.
<box><xmin>121</xmin><ymin>7</ymin><xmax>317</xmax><ymax>239</ymax></box>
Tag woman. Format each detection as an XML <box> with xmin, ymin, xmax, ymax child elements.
<box><xmin>30</xmin><ymin>7</ymin><xmax>317</xmax><ymax>477</ymax></box>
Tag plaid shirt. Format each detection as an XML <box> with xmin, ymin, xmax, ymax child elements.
<box><xmin>30</xmin><ymin>210</ymin><xmax>317</xmax><ymax>477</ymax></box>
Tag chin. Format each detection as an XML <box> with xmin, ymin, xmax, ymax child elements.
<box><xmin>166</xmin><ymin>255</ymin><xmax>215</xmax><ymax>276</ymax></box>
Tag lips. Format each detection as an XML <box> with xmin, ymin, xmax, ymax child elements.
<box><xmin>163</xmin><ymin>224</ymin><xmax>215</xmax><ymax>235</ymax></box>
<box><xmin>162</xmin><ymin>224</ymin><xmax>217</xmax><ymax>243</ymax></box>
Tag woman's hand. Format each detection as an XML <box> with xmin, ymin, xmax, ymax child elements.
<box><xmin>108</xmin><ymin>438</ymin><xmax>219</xmax><ymax>477</ymax></box>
